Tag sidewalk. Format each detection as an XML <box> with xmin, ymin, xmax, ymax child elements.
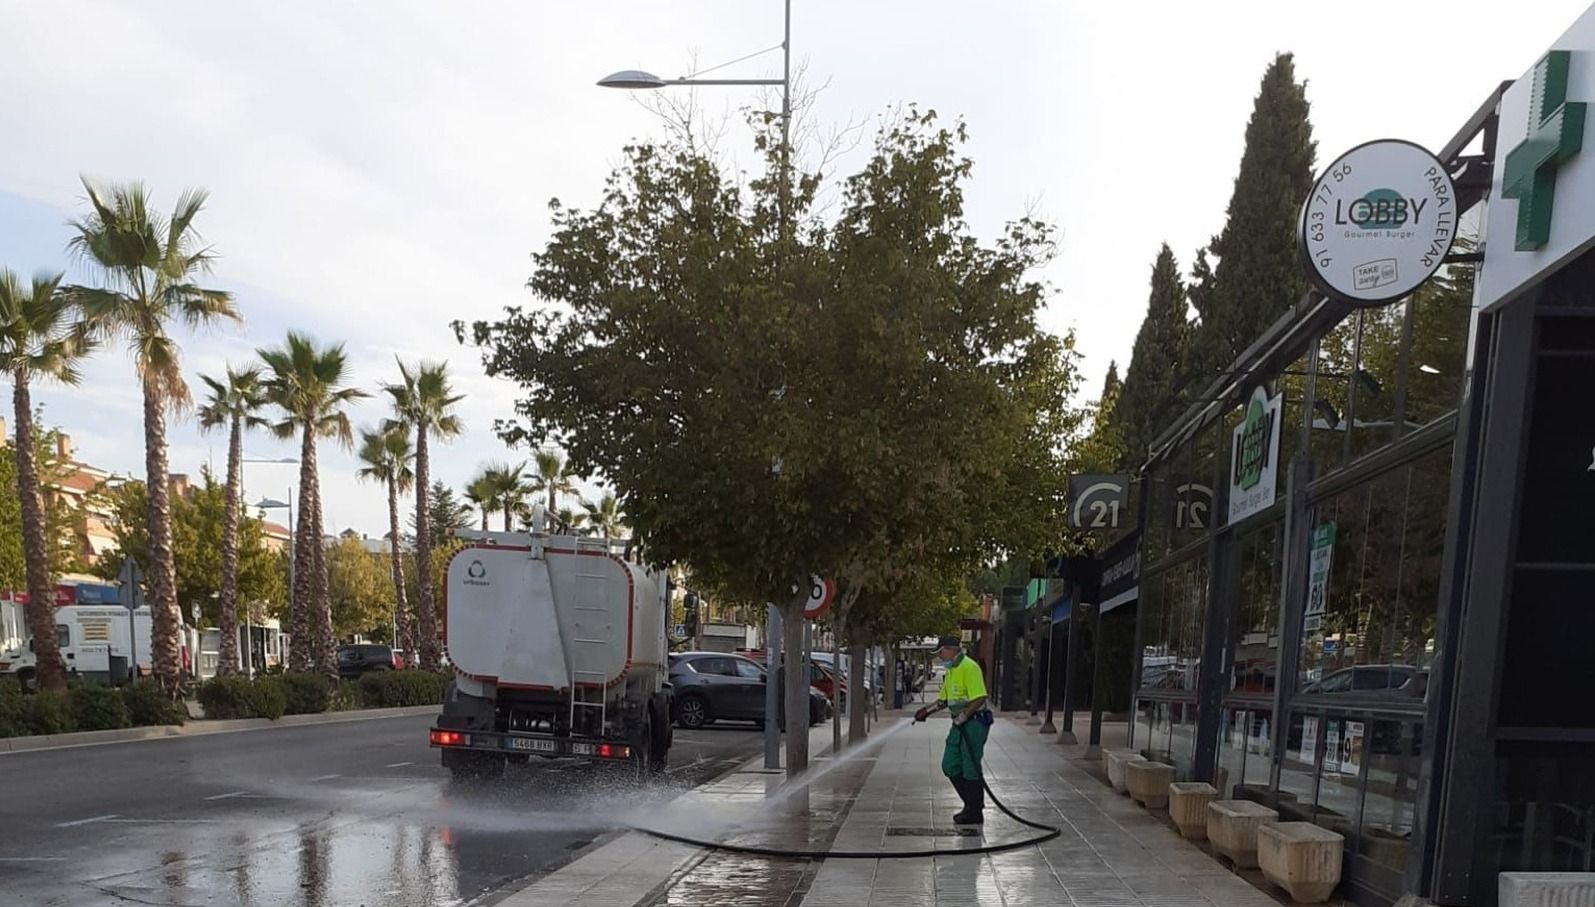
<box><xmin>512</xmin><ymin>714</ymin><xmax>1281</xmax><ymax>907</ymax></box>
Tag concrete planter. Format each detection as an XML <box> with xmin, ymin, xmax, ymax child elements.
<box><xmin>1167</xmin><ymin>782</ymin><xmax>1217</xmax><ymax>840</ymax></box>
<box><xmin>1104</xmin><ymin>749</ymin><xmax>1146</xmax><ymax>794</ymax></box>
<box><xmin>1257</xmin><ymin>822</ymin><xmax>1344</xmax><ymax>903</ymax></box>
<box><xmin>1124</xmin><ymin>761</ymin><xmax>1176</xmax><ymax>810</ymax></box>
<box><xmin>1207</xmin><ymin>799</ymin><xmax>1279</xmax><ymax>869</ymax></box>
<box><xmin>1499</xmin><ymin>873</ymin><xmax>1595</xmax><ymax>907</ymax></box>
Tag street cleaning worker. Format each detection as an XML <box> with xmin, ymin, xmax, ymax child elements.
<box><xmin>913</xmin><ymin>634</ymin><xmax>994</xmax><ymax>825</ymax></box>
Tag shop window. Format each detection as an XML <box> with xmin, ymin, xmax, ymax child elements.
<box><xmin>1360</xmin><ymin>719</ymin><xmax>1421</xmax><ymax>873</ymax></box>
<box><xmin>1310</xmin><ymin>315</ymin><xmax>1356</xmax><ymax>474</ymax></box>
<box><xmin>1314</xmin><ymin>717</ymin><xmax>1363</xmax><ymax>839</ymax></box>
<box><xmin>1145</xmin><ymin>700</ymin><xmax>1174</xmax><ymax>762</ymax></box>
<box><xmin>1243</xmin><ymin>709</ymin><xmax>1275</xmax><ymax>796</ymax></box>
<box><xmin>1404</xmin><ymin>261</ymin><xmax>1474</xmax><ymax>428</ymax></box>
<box><xmin>1279</xmin><ymin>351</ymin><xmax>1312</xmax><ymax>468</ymax></box>
<box><xmin>1140</xmin><ymin>557</ymin><xmax>1207</xmax><ymax>694</ymax></box>
<box><xmin>1230</xmin><ymin>521</ymin><xmax>1283</xmax><ymax>696</ymax></box>
<box><xmin>1298</xmin><ymin>450</ymin><xmax>1449</xmax><ymax>696</ymax></box>
<box><xmin>1279</xmin><ymin>712</ymin><xmax>1320</xmax><ymax>815</ymax></box>
<box><xmin>1350</xmin><ymin>303</ymin><xmax>1407</xmax><ymax>457</ymax></box>
<box><xmin>1144</xmin><ymin>460</ymin><xmax>1172</xmax><ymax>560</ymax></box>
<box><xmin>1170</xmin><ymin>699</ymin><xmax>1199</xmax><ymax>780</ymax></box>
<box><xmin>1134</xmin><ymin>698</ymin><xmax>1154</xmax><ymax>753</ymax></box>
<box><xmin>1490</xmin><ymin>741</ymin><xmax>1595</xmax><ymax>875</ymax></box>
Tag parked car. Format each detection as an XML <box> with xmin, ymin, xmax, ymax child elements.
<box><xmin>668</xmin><ymin>652</ymin><xmax>828</xmax><ymax>729</ymax></box>
<box><xmin>336</xmin><ymin>643</ymin><xmax>401</xmax><ymax>679</ymax></box>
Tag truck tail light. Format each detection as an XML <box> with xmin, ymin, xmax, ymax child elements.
<box><xmin>595</xmin><ymin>743</ymin><xmax>629</xmax><ymax>760</ymax></box>
<box><xmin>430</xmin><ymin>730</ymin><xmax>467</xmax><ymax>746</ymax></box>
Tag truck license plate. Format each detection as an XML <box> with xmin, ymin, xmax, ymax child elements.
<box><xmin>507</xmin><ymin>737</ymin><xmax>557</xmax><ymax>753</ymax></box>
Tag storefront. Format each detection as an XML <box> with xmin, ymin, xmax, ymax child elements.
<box><xmin>1127</xmin><ymin>7</ymin><xmax>1595</xmax><ymax>903</ymax></box>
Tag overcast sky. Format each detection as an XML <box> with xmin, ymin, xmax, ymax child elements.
<box><xmin>1</xmin><ymin>0</ymin><xmax>1588</xmax><ymax>537</ymax></box>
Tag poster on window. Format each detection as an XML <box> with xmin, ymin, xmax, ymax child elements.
<box><xmin>1343</xmin><ymin>721</ymin><xmax>1364</xmax><ymax>776</ymax></box>
<box><xmin>1305</xmin><ymin>523</ymin><xmax>1335</xmax><ymax>633</ymax></box>
<box><xmin>1325</xmin><ymin>721</ymin><xmax>1342</xmax><ymax>773</ymax></box>
<box><xmin>1300</xmin><ymin>716</ymin><xmax>1319</xmax><ymax>765</ymax></box>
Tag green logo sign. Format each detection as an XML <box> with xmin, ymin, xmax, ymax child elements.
<box><xmin>1234</xmin><ymin>395</ymin><xmax>1276</xmax><ymax>490</ymax></box>
<box><xmin>1345</xmin><ymin>188</ymin><xmax>1417</xmax><ymax>229</ymax></box>
<box><xmin>1503</xmin><ymin>50</ymin><xmax>1587</xmax><ymax>251</ymax></box>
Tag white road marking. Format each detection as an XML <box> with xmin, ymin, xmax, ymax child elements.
<box><xmin>204</xmin><ymin>791</ymin><xmax>250</xmax><ymax>800</ymax></box>
<box><xmin>384</xmin><ymin>761</ymin><xmax>414</xmax><ymax>768</ymax></box>
<box><xmin>103</xmin><ymin>818</ymin><xmax>222</xmax><ymax>824</ymax></box>
<box><xmin>0</xmin><ymin>857</ymin><xmax>67</xmax><ymax>862</ymax></box>
<box><xmin>56</xmin><ymin>814</ymin><xmax>117</xmax><ymax>827</ymax></box>
<box><xmin>310</xmin><ymin>773</ymin><xmax>341</xmax><ymax>781</ymax></box>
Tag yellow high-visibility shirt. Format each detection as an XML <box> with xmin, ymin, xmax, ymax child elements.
<box><xmin>937</xmin><ymin>655</ymin><xmax>987</xmax><ymax>708</ymax></box>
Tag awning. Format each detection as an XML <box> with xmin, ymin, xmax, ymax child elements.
<box><xmin>1100</xmin><ymin>586</ymin><xmax>1139</xmax><ymax>614</ymax></box>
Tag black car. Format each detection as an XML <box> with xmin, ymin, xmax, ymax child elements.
<box><xmin>336</xmin><ymin>644</ymin><xmax>399</xmax><ymax>679</ymax></box>
<box><xmin>668</xmin><ymin>652</ymin><xmax>828</xmax><ymax>729</ymax></box>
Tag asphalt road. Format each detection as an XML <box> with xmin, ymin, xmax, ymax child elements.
<box><xmin>0</xmin><ymin>713</ymin><xmax>763</xmax><ymax>907</ymax></box>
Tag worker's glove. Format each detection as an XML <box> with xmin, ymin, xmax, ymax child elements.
<box><xmin>913</xmin><ymin>707</ymin><xmax>930</xmax><ymax>723</ymax></box>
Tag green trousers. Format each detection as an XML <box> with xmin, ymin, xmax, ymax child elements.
<box><xmin>941</xmin><ymin>718</ymin><xmax>989</xmax><ymax>781</ymax></box>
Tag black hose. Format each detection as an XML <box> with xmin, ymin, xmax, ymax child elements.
<box><xmin>630</xmin><ymin>719</ymin><xmax>1061</xmax><ymax>859</ymax></box>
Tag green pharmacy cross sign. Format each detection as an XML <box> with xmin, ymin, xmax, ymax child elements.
<box><xmin>1503</xmin><ymin>50</ymin><xmax>1588</xmax><ymax>251</ymax></box>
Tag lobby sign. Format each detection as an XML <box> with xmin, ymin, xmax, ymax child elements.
<box><xmin>1300</xmin><ymin>139</ymin><xmax>1457</xmax><ymax>306</ymax></box>
<box><xmin>1228</xmin><ymin>387</ymin><xmax>1283</xmax><ymax>525</ymax></box>
<box><xmin>1479</xmin><ymin>9</ymin><xmax>1595</xmax><ymax>310</ymax></box>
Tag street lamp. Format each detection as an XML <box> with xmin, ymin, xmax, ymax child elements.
<box><xmin>602</xmin><ymin>4</ymin><xmax>795</xmax><ymax>769</ymax></box>
<box><xmin>598</xmin><ymin>0</ymin><xmax>794</xmax><ymax>240</ymax></box>
<box><xmin>255</xmin><ymin>495</ymin><xmax>293</xmax><ymax>679</ymax></box>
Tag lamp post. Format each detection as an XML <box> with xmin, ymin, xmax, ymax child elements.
<box><xmin>255</xmin><ymin>493</ymin><xmax>293</xmax><ymax>677</ymax></box>
<box><xmin>600</xmin><ymin>0</ymin><xmax>794</xmax><ymax>771</ymax></box>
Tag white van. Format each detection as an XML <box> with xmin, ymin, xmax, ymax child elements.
<box><xmin>0</xmin><ymin>605</ymin><xmax>158</xmax><ymax>687</ymax></box>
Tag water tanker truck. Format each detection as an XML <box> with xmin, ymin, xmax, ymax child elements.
<box><xmin>429</xmin><ymin>525</ymin><xmax>673</xmax><ymax>780</ymax></box>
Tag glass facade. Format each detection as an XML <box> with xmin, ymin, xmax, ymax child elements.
<box><xmin>1128</xmin><ymin>249</ymin><xmax>1479</xmax><ymax>904</ymax></box>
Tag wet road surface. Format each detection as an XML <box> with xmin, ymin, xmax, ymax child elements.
<box><xmin>0</xmin><ymin>713</ymin><xmax>763</xmax><ymax>906</ymax></box>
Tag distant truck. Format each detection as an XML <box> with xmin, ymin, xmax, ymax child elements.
<box><xmin>429</xmin><ymin>527</ymin><xmax>673</xmax><ymax>780</ymax></box>
<box><xmin>0</xmin><ymin>604</ymin><xmax>157</xmax><ymax>687</ymax></box>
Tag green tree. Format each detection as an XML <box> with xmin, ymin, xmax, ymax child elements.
<box><xmin>94</xmin><ymin>470</ymin><xmax>284</xmax><ymax>627</ymax></box>
<box><xmin>582</xmin><ymin>491</ymin><xmax>625</xmax><ymax>540</ymax></box>
<box><xmin>197</xmin><ymin>365</ymin><xmax>268</xmax><ymax>674</ymax></box>
<box><xmin>1070</xmin><ymin>360</ymin><xmax>1125</xmax><ymax>474</ymax></box>
<box><xmin>258</xmin><ymin>332</ymin><xmax>366</xmax><ymax>675</ymax></box>
<box><xmin>1116</xmin><ymin>245</ymin><xmax>1191</xmax><ymax>467</ymax></box>
<box><xmin>0</xmin><ymin>270</ymin><xmax>91</xmax><ymax>692</ymax></box>
<box><xmin>478</xmin><ymin>461</ymin><xmax>528</xmax><ymax>532</ymax></box>
<box><xmin>1189</xmin><ymin>54</ymin><xmax>1316</xmax><ymax>387</ymax></box>
<box><xmin>528</xmin><ymin>450</ymin><xmax>579</xmax><ymax>514</ymax></box>
<box><xmin>356</xmin><ymin>425</ymin><xmax>415</xmax><ymax>658</ymax></box>
<box><xmin>383</xmin><ymin>361</ymin><xmax>464</xmax><ymax>671</ymax></box>
<box><xmin>460</xmin><ymin>109</ymin><xmax>1081</xmax><ymax>770</ymax></box>
<box><xmin>409</xmin><ymin>479</ymin><xmax>472</xmax><ymax>547</ymax></box>
<box><xmin>325</xmin><ymin>534</ymin><xmax>392</xmax><ymax>639</ymax></box>
<box><xmin>462</xmin><ymin>474</ymin><xmax>496</xmax><ymax>532</ymax></box>
<box><xmin>67</xmin><ymin>179</ymin><xmax>239</xmax><ymax>693</ymax></box>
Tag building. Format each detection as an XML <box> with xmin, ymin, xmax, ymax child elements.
<box><xmin>1114</xmin><ymin>9</ymin><xmax>1595</xmax><ymax>904</ymax></box>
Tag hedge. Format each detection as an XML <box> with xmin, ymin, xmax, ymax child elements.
<box><xmin>198</xmin><ymin>671</ymin><xmax>448</xmax><ymax>720</ymax></box>
<box><xmin>279</xmin><ymin>673</ymin><xmax>332</xmax><ymax>715</ymax></box>
<box><xmin>70</xmin><ymin>684</ymin><xmax>130</xmax><ymax>731</ymax></box>
<box><xmin>358</xmin><ymin>670</ymin><xmax>448</xmax><ymax>708</ymax></box>
<box><xmin>198</xmin><ymin>675</ymin><xmax>286</xmax><ymax>720</ymax></box>
<box><xmin>124</xmin><ymin>680</ymin><xmax>186</xmax><ymax>727</ymax></box>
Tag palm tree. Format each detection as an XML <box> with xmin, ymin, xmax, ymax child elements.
<box><xmin>0</xmin><ymin>270</ymin><xmax>91</xmax><ymax>693</ymax></box>
<box><xmin>550</xmin><ymin>506</ymin><xmax>588</xmax><ymax>536</ymax></box>
<box><xmin>463</xmin><ymin>474</ymin><xmax>496</xmax><ymax>532</ymax></box>
<box><xmin>67</xmin><ymin>179</ymin><xmax>238</xmax><ymax>692</ymax></box>
<box><xmin>383</xmin><ymin>360</ymin><xmax>463</xmax><ymax>671</ymax></box>
<box><xmin>259</xmin><ymin>332</ymin><xmax>366</xmax><ymax>675</ymax></box>
<box><xmin>583</xmin><ymin>492</ymin><xmax>626</xmax><ymax>541</ymax></box>
<box><xmin>480</xmin><ymin>461</ymin><xmax>529</xmax><ymax>531</ymax></box>
<box><xmin>528</xmin><ymin>450</ymin><xmax>578</xmax><ymax>514</ymax></box>
<box><xmin>356</xmin><ymin>425</ymin><xmax>415</xmax><ymax>662</ymax></box>
<box><xmin>197</xmin><ymin>366</ymin><xmax>268</xmax><ymax>676</ymax></box>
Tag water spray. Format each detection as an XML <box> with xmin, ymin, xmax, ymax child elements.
<box><xmin>629</xmin><ymin>718</ymin><xmax>1061</xmax><ymax>859</ymax></box>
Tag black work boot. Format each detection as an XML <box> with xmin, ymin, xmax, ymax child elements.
<box><xmin>951</xmin><ymin>777</ymin><xmax>984</xmax><ymax>825</ymax></box>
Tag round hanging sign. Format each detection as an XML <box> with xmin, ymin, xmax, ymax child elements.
<box><xmin>1299</xmin><ymin>139</ymin><xmax>1457</xmax><ymax>307</ymax></box>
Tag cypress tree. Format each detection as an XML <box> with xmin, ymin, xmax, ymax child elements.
<box><xmin>1116</xmin><ymin>244</ymin><xmax>1190</xmax><ymax>468</ymax></box>
<box><xmin>1189</xmin><ymin>52</ymin><xmax>1316</xmax><ymax>383</ymax></box>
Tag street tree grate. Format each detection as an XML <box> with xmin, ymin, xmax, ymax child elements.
<box><xmin>885</xmin><ymin>826</ymin><xmax>982</xmax><ymax>837</ymax></box>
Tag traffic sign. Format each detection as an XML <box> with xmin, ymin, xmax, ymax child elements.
<box><xmin>802</xmin><ymin>575</ymin><xmax>835</xmax><ymax>621</ymax></box>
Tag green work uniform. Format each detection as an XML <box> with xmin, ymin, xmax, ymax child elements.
<box><xmin>937</xmin><ymin>654</ymin><xmax>989</xmax><ymax>781</ymax></box>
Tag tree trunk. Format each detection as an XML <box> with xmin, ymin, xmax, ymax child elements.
<box><xmin>780</xmin><ymin>594</ymin><xmax>809</xmax><ymax>777</ymax></box>
<box><xmin>12</xmin><ymin>378</ymin><xmax>66</xmax><ymax>692</ymax></box>
<box><xmin>142</xmin><ymin>378</ymin><xmax>183</xmax><ymax>693</ymax></box>
<box><xmin>308</xmin><ymin>463</ymin><xmax>334</xmax><ymax>677</ymax></box>
<box><xmin>386</xmin><ymin>477</ymin><xmax>412</xmax><ymax>665</ymax></box>
<box><xmin>290</xmin><ymin>427</ymin><xmax>317</xmax><ymax>672</ymax></box>
<box><xmin>413</xmin><ymin>428</ymin><xmax>438</xmax><ymax>671</ymax></box>
<box><xmin>217</xmin><ymin>415</ymin><xmax>243</xmax><ymax>675</ymax></box>
<box><xmin>848</xmin><ymin>639</ymin><xmax>867</xmax><ymax>744</ymax></box>
<box><xmin>479</xmin><ymin>510</ymin><xmax>488</xmax><ymax>532</ymax></box>
<box><xmin>502</xmin><ymin>504</ymin><xmax>512</xmax><ymax>532</ymax></box>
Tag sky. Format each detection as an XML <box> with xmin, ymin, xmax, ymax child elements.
<box><xmin>1</xmin><ymin>0</ymin><xmax>1589</xmax><ymax>537</ymax></box>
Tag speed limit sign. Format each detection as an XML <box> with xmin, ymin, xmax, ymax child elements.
<box><xmin>803</xmin><ymin>575</ymin><xmax>835</xmax><ymax>620</ymax></box>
